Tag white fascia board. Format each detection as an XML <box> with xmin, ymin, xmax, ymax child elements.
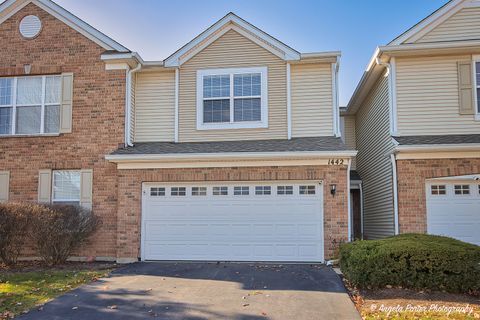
<box><xmin>389</xmin><ymin>0</ymin><xmax>464</xmax><ymax>45</ymax></box>
<box><xmin>101</xmin><ymin>52</ymin><xmax>144</xmax><ymax>64</ymax></box>
<box><xmin>163</xmin><ymin>13</ymin><xmax>300</xmax><ymax>67</ymax></box>
<box><xmin>0</xmin><ymin>0</ymin><xmax>129</xmax><ymax>52</ymax></box>
<box><xmin>380</xmin><ymin>40</ymin><xmax>480</xmax><ymax>53</ymax></box>
<box><xmin>428</xmin><ymin>174</ymin><xmax>480</xmax><ymax>181</ymax></box>
<box><xmin>105</xmin><ymin>150</ymin><xmax>358</xmax><ymax>162</ymax></box>
<box><xmin>395</xmin><ymin>144</ymin><xmax>480</xmax><ymax>153</ymax></box>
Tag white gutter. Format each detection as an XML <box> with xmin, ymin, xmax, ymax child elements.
<box><xmin>395</xmin><ymin>144</ymin><xmax>480</xmax><ymax>153</ymax></box>
<box><xmin>125</xmin><ymin>63</ymin><xmax>142</xmax><ymax>147</ymax></box>
<box><xmin>106</xmin><ymin>150</ymin><xmax>358</xmax><ymax>162</ymax></box>
<box><xmin>300</xmin><ymin>51</ymin><xmax>342</xmax><ymax>59</ymax></box>
<box><xmin>390</xmin><ymin>154</ymin><xmax>399</xmax><ymax>235</ymax></box>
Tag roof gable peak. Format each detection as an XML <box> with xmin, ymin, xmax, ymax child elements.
<box><xmin>163</xmin><ymin>12</ymin><xmax>301</xmax><ymax>67</ymax></box>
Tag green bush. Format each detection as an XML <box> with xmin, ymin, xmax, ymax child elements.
<box><xmin>339</xmin><ymin>234</ymin><xmax>480</xmax><ymax>293</ymax></box>
<box><xmin>0</xmin><ymin>203</ymin><xmax>31</xmax><ymax>266</ymax></box>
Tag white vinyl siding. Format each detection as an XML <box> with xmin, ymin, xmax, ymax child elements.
<box><xmin>415</xmin><ymin>7</ymin><xmax>480</xmax><ymax>43</ymax></box>
<box><xmin>291</xmin><ymin>63</ymin><xmax>334</xmax><ymax>137</ymax></box>
<box><xmin>179</xmin><ymin>29</ymin><xmax>287</xmax><ymax>142</ymax></box>
<box><xmin>355</xmin><ymin>74</ymin><xmax>396</xmax><ymax>239</ymax></box>
<box><xmin>396</xmin><ymin>55</ymin><xmax>480</xmax><ymax>135</ymax></box>
<box><xmin>135</xmin><ymin>71</ymin><xmax>175</xmax><ymax>142</ymax></box>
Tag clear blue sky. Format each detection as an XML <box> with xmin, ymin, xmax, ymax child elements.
<box><xmin>53</xmin><ymin>0</ymin><xmax>449</xmax><ymax>105</ymax></box>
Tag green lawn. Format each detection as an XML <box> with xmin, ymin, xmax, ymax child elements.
<box><xmin>0</xmin><ymin>269</ymin><xmax>110</xmax><ymax>319</ymax></box>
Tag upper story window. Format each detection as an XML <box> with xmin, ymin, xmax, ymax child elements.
<box><xmin>196</xmin><ymin>67</ymin><xmax>268</xmax><ymax>130</ymax></box>
<box><xmin>0</xmin><ymin>75</ymin><xmax>61</xmax><ymax>136</ymax></box>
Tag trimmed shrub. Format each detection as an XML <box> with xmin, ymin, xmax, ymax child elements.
<box><xmin>28</xmin><ymin>204</ymin><xmax>100</xmax><ymax>266</ymax></box>
<box><xmin>0</xmin><ymin>203</ymin><xmax>31</xmax><ymax>266</ymax></box>
<box><xmin>339</xmin><ymin>234</ymin><xmax>480</xmax><ymax>293</ymax></box>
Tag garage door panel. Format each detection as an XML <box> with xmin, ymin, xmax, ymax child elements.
<box><xmin>142</xmin><ymin>182</ymin><xmax>324</xmax><ymax>262</ymax></box>
<box><xmin>426</xmin><ymin>180</ymin><xmax>480</xmax><ymax>246</ymax></box>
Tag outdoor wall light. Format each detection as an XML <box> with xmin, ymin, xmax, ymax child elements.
<box><xmin>330</xmin><ymin>184</ymin><xmax>337</xmax><ymax>197</ymax></box>
<box><xmin>24</xmin><ymin>64</ymin><xmax>31</xmax><ymax>74</ymax></box>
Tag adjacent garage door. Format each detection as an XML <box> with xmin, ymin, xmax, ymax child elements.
<box><xmin>426</xmin><ymin>179</ymin><xmax>480</xmax><ymax>245</ymax></box>
<box><xmin>141</xmin><ymin>182</ymin><xmax>324</xmax><ymax>262</ymax></box>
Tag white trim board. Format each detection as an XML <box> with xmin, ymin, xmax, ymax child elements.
<box><xmin>0</xmin><ymin>0</ymin><xmax>129</xmax><ymax>52</ymax></box>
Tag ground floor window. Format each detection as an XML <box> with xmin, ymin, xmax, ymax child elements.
<box><xmin>52</xmin><ymin>170</ymin><xmax>81</xmax><ymax>205</ymax></box>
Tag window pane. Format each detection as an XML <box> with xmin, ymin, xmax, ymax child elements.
<box><xmin>203</xmin><ymin>75</ymin><xmax>229</xmax><ymax>98</ymax></box>
<box><xmin>477</xmin><ymin>88</ymin><xmax>480</xmax><ymax>113</ymax></box>
<box><xmin>16</xmin><ymin>106</ymin><xmax>41</xmax><ymax>134</ymax></box>
<box><xmin>171</xmin><ymin>187</ymin><xmax>186</xmax><ymax>196</ymax></box>
<box><xmin>53</xmin><ymin>171</ymin><xmax>81</xmax><ymax>201</ymax></box>
<box><xmin>0</xmin><ymin>107</ymin><xmax>12</xmax><ymax>134</ymax></box>
<box><xmin>277</xmin><ymin>186</ymin><xmax>293</xmax><ymax>195</ymax></box>
<box><xmin>213</xmin><ymin>186</ymin><xmax>228</xmax><ymax>195</ymax></box>
<box><xmin>45</xmin><ymin>105</ymin><xmax>60</xmax><ymax>133</ymax></box>
<box><xmin>192</xmin><ymin>187</ymin><xmax>207</xmax><ymax>196</ymax></box>
<box><xmin>150</xmin><ymin>187</ymin><xmax>165</xmax><ymax>196</ymax></box>
<box><xmin>204</xmin><ymin>99</ymin><xmax>230</xmax><ymax>123</ymax></box>
<box><xmin>234</xmin><ymin>186</ymin><xmax>249</xmax><ymax>195</ymax></box>
<box><xmin>300</xmin><ymin>185</ymin><xmax>316</xmax><ymax>195</ymax></box>
<box><xmin>45</xmin><ymin>76</ymin><xmax>61</xmax><ymax>104</ymax></box>
<box><xmin>476</xmin><ymin>62</ymin><xmax>480</xmax><ymax>85</ymax></box>
<box><xmin>17</xmin><ymin>77</ymin><xmax>42</xmax><ymax>105</ymax></box>
<box><xmin>255</xmin><ymin>186</ymin><xmax>271</xmax><ymax>195</ymax></box>
<box><xmin>234</xmin><ymin>73</ymin><xmax>261</xmax><ymax>97</ymax></box>
<box><xmin>234</xmin><ymin>98</ymin><xmax>261</xmax><ymax>122</ymax></box>
<box><xmin>0</xmin><ymin>78</ymin><xmax>13</xmax><ymax>106</ymax></box>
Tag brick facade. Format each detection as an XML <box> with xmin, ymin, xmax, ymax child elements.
<box><xmin>0</xmin><ymin>3</ymin><xmax>351</xmax><ymax>263</ymax></box>
<box><xmin>116</xmin><ymin>165</ymin><xmax>349</xmax><ymax>262</ymax></box>
<box><xmin>0</xmin><ymin>4</ymin><xmax>126</xmax><ymax>258</ymax></box>
<box><xmin>396</xmin><ymin>158</ymin><xmax>480</xmax><ymax>234</ymax></box>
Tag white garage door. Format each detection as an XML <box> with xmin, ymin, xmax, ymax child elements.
<box><xmin>426</xmin><ymin>179</ymin><xmax>480</xmax><ymax>245</ymax></box>
<box><xmin>141</xmin><ymin>182</ymin><xmax>324</xmax><ymax>262</ymax></box>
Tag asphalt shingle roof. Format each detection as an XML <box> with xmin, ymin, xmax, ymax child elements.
<box><xmin>393</xmin><ymin>134</ymin><xmax>480</xmax><ymax>146</ymax></box>
<box><xmin>112</xmin><ymin>137</ymin><xmax>353</xmax><ymax>155</ymax></box>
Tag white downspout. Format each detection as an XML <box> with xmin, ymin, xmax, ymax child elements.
<box><xmin>286</xmin><ymin>62</ymin><xmax>292</xmax><ymax>140</ymax></box>
<box><xmin>174</xmin><ymin>68</ymin><xmax>179</xmax><ymax>143</ymax></box>
<box><xmin>125</xmin><ymin>63</ymin><xmax>142</xmax><ymax>147</ymax></box>
<box><xmin>390</xmin><ymin>154</ymin><xmax>399</xmax><ymax>235</ymax></box>
<box><xmin>359</xmin><ymin>182</ymin><xmax>364</xmax><ymax>239</ymax></box>
<box><xmin>347</xmin><ymin>158</ymin><xmax>352</xmax><ymax>241</ymax></box>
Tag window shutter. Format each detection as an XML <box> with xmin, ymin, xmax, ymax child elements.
<box><xmin>80</xmin><ymin>169</ymin><xmax>93</xmax><ymax>210</ymax></box>
<box><xmin>457</xmin><ymin>61</ymin><xmax>475</xmax><ymax>115</ymax></box>
<box><xmin>60</xmin><ymin>73</ymin><xmax>74</xmax><ymax>133</ymax></box>
<box><xmin>38</xmin><ymin>169</ymin><xmax>52</xmax><ymax>203</ymax></box>
<box><xmin>0</xmin><ymin>171</ymin><xmax>10</xmax><ymax>202</ymax></box>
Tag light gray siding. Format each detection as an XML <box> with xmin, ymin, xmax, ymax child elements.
<box><xmin>355</xmin><ymin>73</ymin><xmax>396</xmax><ymax>239</ymax></box>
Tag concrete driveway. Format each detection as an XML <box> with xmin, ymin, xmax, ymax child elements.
<box><xmin>18</xmin><ymin>262</ymin><xmax>360</xmax><ymax>320</ymax></box>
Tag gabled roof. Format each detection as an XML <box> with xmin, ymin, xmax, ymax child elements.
<box><xmin>346</xmin><ymin>0</ymin><xmax>480</xmax><ymax>114</ymax></box>
<box><xmin>0</xmin><ymin>0</ymin><xmax>129</xmax><ymax>52</ymax></box>
<box><xmin>389</xmin><ymin>0</ymin><xmax>464</xmax><ymax>45</ymax></box>
<box><xmin>163</xmin><ymin>12</ymin><xmax>301</xmax><ymax>67</ymax></box>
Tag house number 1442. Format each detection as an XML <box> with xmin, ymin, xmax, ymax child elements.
<box><xmin>328</xmin><ymin>159</ymin><xmax>344</xmax><ymax>165</ymax></box>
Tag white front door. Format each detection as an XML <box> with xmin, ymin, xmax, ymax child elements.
<box><xmin>426</xmin><ymin>179</ymin><xmax>480</xmax><ymax>245</ymax></box>
<box><xmin>141</xmin><ymin>182</ymin><xmax>324</xmax><ymax>262</ymax></box>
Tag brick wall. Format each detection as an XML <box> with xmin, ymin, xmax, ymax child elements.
<box><xmin>0</xmin><ymin>3</ymin><xmax>125</xmax><ymax>258</ymax></box>
<box><xmin>396</xmin><ymin>158</ymin><xmax>480</xmax><ymax>234</ymax></box>
<box><xmin>116</xmin><ymin>165</ymin><xmax>349</xmax><ymax>262</ymax></box>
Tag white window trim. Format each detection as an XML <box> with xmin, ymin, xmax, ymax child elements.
<box><xmin>51</xmin><ymin>170</ymin><xmax>81</xmax><ymax>204</ymax></box>
<box><xmin>196</xmin><ymin>67</ymin><xmax>268</xmax><ymax>130</ymax></box>
<box><xmin>0</xmin><ymin>75</ymin><xmax>61</xmax><ymax>136</ymax></box>
<box><xmin>473</xmin><ymin>57</ymin><xmax>480</xmax><ymax>121</ymax></box>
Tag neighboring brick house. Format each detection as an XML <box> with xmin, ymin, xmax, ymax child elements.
<box><xmin>343</xmin><ymin>0</ymin><xmax>480</xmax><ymax>245</ymax></box>
<box><xmin>0</xmin><ymin>0</ymin><xmax>356</xmax><ymax>263</ymax></box>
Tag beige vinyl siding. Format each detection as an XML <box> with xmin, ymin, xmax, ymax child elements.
<box><xmin>342</xmin><ymin>115</ymin><xmax>356</xmax><ymax>169</ymax></box>
<box><xmin>415</xmin><ymin>7</ymin><xmax>480</xmax><ymax>43</ymax></box>
<box><xmin>355</xmin><ymin>74</ymin><xmax>395</xmax><ymax>239</ymax></box>
<box><xmin>291</xmin><ymin>63</ymin><xmax>333</xmax><ymax>137</ymax></box>
<box><xmin>179</xmin><ymin>29</ymin><xmax>287</xmax><ymax>142</ymax></box>
<box><xmin>135</xmin><ymin>71</ymin><xmax>175</xmax><ymax>142</ymax></box>
<box><xmin>396</xmin><ymin>55</ymin><xmax>480</xmax><ymax>136</ymax></box>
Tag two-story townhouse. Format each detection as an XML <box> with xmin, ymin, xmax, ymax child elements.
<box><xmin>344</xmin><ymin>0</ymin><xmax>480</xmax><ymax>245</ymax></box>
<box><xmin>0</xmin><ymin>0</ymin><xmax>130</xmax><ymax>260</ymax></box>
<box><xmin>0</xmin><ymin>0</ymin><xmax>356</xmax><ymax>263</ymax></box>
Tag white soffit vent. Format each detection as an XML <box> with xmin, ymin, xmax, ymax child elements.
<box><xmin>19</xmin><ymin>15</ymin><xmax>42</xmax><ymax>39</ymax></box>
